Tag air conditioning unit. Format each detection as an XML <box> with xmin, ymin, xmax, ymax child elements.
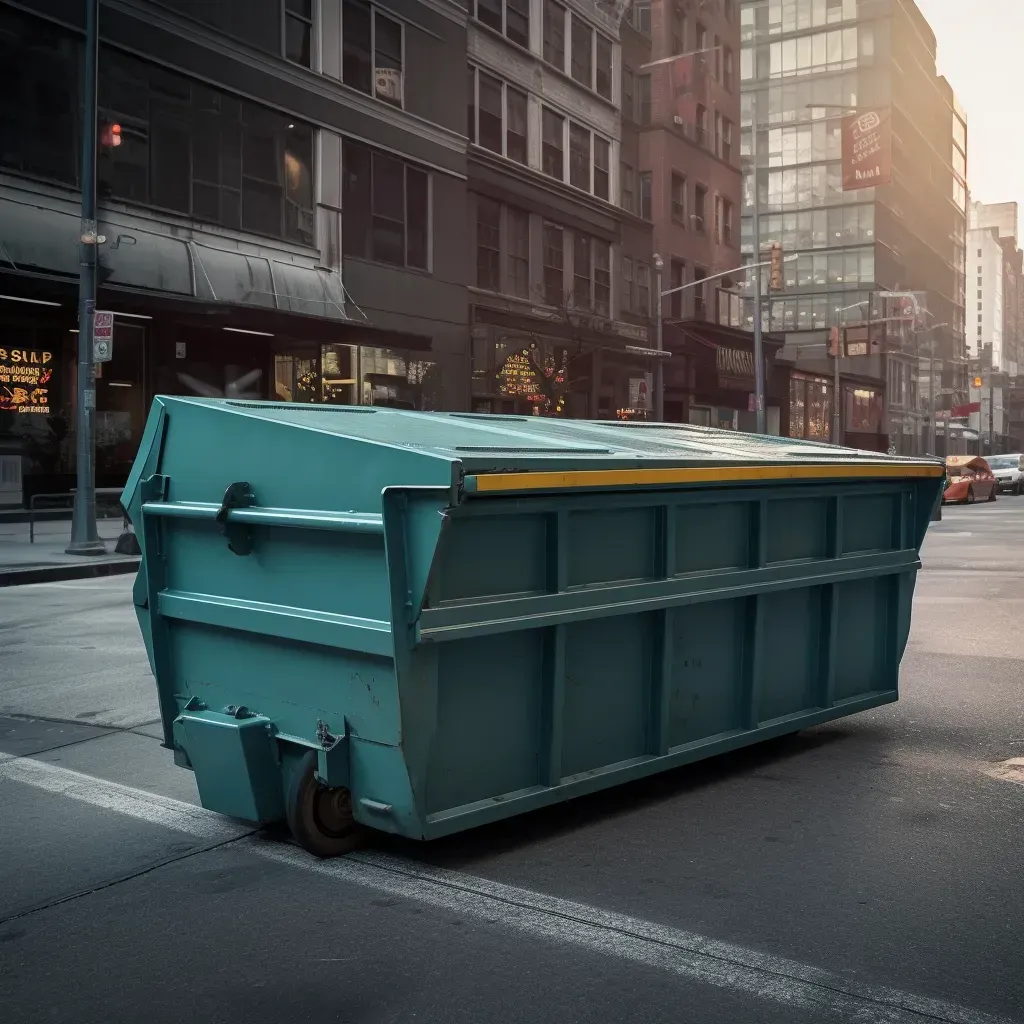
<box><xmin>673</xmin><ymin>115</ymin><xmax>684</xmax><ymax>126</ymax></box>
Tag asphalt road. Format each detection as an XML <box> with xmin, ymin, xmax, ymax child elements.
<box><xmin>1</xmin><ymin>498</ymin><xmax>1022</xmax><ymax>1024</ymax></box>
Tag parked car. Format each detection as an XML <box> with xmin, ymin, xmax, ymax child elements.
<box><xmin>943</xmin><ymin>456</ymin><xmax>998</xmax><ymax>504</ymax></box>
<box><xmin>988</xmin><ymin>454</ymin><xmax>1024</xmax><ymax>495</ymax></box>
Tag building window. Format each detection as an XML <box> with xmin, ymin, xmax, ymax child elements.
<box><xmin>507</xmin><ymin>207</ymin><xmax>530</xmax><ymax>298</ymax></box>
<box><xmin>622</xmin><ymin>257</ymin><xmax>633</xmax><ymax>312</ymax></box>
<box><xmin>636</xmin><ymin>262</ymin><xmax>651</xmax><ymax>316</ymax></box>
<box><xmin>714</xmin><ymin>34</ymin><xmax>722</xmax><ymax>80</ymax></box>
<box><xmin>637</xmin><ymin>74</ymin><xmax>651</xmax><ymax>124</ymax></box>
<box><xmin>1</xmin><ymin>5</ymin><xmax>81</xmax><ymax>186</ymax></box>
<box><xmin>542</xmin><ymin>108</ymin><xmax>565</xmax><ymax>179</ymax></box>
<box><xmin>543</xmin><ymin>222</ymin><xmax>564</xmax><ymax>305</ymax></box>
<box><xmin>672</xmin><ymin>9</ymin><xmax>685</xmax><ymax>54</ymax></box>
<box><xmin>671</xmin><ymin>173</ymin><xmax>686</xmax><ymax>222</ymax></box>
<box><xmin>696</xmin><ymin>22</ymin><xmax>707</xmax><ymax>53</ymax></box>
<box><xmin>571</xmin><ymin>16</ymin><xmax>592</xmax><ymax>87</ymax></box>
<box><xmin>722</xmin><ymin>118</ymin><xmax>733</xmax><ymax>164</ymax></box>
<box><xmin>593</xmin><ymin>137</ymin><xmax>610</xmax><ymax>201</ymax></box>
<box><xmin>476</xmin><ymin>0</ymin><xmax>529</xmax><ymax>49</ymax></box>
<box><xmin>573</xmin><ymin>233</ymin><xmax>591</xmax><ymax>309</ymax></box>
<box><xmin>343</xmin><ymin>2</ymin><xmax>404</xmax><ymax>107</ymax></box>
<box><xmin>596</xmin><ymin>34</ymin><xmax>613</xmax><ymax>100</ymax></box>
<box><xmin>723</xmin><ymin>46</ymin><xmax>735</xmax><ymax>91</ymax></box>
<box><xmin>98</xmin><ymin>48</ymin><xmax>315</xmax><ymax>246</ymax></box>
<box><xmin>669</xmin><ymin>260</ymin><xmax>685</xmax><ymax>320</ymax></box>
<box><xmin>631</xmin><ymin>0</ymin><xmax>651</xmax><ymax>35</ymax></box>
<box><xmin>693</xmin><ymin>266</ymin><xmax>707</xmax><ymax>317</ymax></box>
<box><xmin>694</xmin><ymin>184</ymin><xmax>708</xmax><ymax>230</ymax></box>
<box><xmin>639</xmin><ymin>171</ymin><xmax>652</xmax><ymax>220</ymax></box>
<box><xmin>468</xmin><ymin>67</ymin><xmax>528</xmax><ymax>165</ymax></box>
<box><xmin>569</xmin><ymin>121</ymin><xmax>590</xmax><ymax>190</ymax></box>
<box><xmin>722</xmin><ymin>198</ymin><xmax>734</xmax><ymax>245</ymax></box>
<box><xmin>543</xmin><ymin>0</ymin><xmax>566</xmax><ymax>69</ymax></box>
<box><xmin>478</xmin><ymin>71</ymin><xmax>503</xmax><ymax>153</ymax></box>
<box><xmin>342</xmin><ymin>140</ymin><xmax>430</xmax><ymax>270</ymax></box>
<box><xmin>284</xmin><ymin>0</ymin><xmax>314</xmax><ymax>66</ymax></box>
<box><xmin>621</xmin><ymin>163</ymin><xmax>635</xmax><ymax>213</ymax></box>
<box><xmin>622</xmin><ymin>68</ymin><xmax>635</xmax><ymax>122</ymax></box>
<box><xmin>476</xmin><ymin>196</ymin><xmax>501</xmax><ymax>291</ymax></box>
<box><xmin>594</xmin><ymin>240</ymin><xmax>610</xmax><ymax>315</ymax></box>
<box><xmin>695</xmin><ymin>104</ymin><xmax>708</xmax><ymax>145</ymax></box>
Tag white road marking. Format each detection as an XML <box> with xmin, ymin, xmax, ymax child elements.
<box><xmin>0</xmin><ymin>752</ymin><xmax>245</xmax><ymax>841</ymax></box>
<box><xmin>0</xmin><ymin>753</ymin><xmax>1017</xmax><ymax>1024</ymax></box>
<box><xmin>926</xmin><ymin>531</ymin><xmax>974</xmax><ymax>538</ymax></box>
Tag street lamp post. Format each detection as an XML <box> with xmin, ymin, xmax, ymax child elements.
<box><xmin>67</xmin><ymin>0</ymin><xmax>105</xmax><ymax>555</ymax></box>
<box><xmin>750</xmin><ymin>93</ymin><xmax>766</xmax><ymax>435</ymax></box>
<box><xmin>653</xmin><ymin>254</ymin><xmax>664</xmax><ymax>422</ymax></box>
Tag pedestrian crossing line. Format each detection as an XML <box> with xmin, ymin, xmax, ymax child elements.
<box><xmin>1</xmin><ymin>753</ymin><xmax>1018</xmax><ymax>1024</ymax></box>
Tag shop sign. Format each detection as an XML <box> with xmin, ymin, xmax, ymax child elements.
<box><xmin>0</xmin><ymin>348</ymin><xmax>54</xmax><ymax>415</ymax></box>
<box><xmin>496</xmin><ymin>344</ymin><xmax>568</xmax><ymax>415</ymax></box>
<box><xmin>716</xmin><ymin>345</ymin><xmax>755</xmax><ymax>390</ymax></box>
<box><xmin>628</xmin><ymin>374</ymin><xmax>653</xmax><ymax>411</ymax></box>
<box><xmin>841</xmin><ymin>109</ymin><xmax>892</xmax><ymax>191</ymax></box>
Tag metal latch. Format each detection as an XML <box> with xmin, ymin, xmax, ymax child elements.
<box><xmin>216</xmin><ymin>481</ymin><xmax>256</xmax><ymax>556</ymax></box>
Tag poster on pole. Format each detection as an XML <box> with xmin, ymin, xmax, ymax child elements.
<box><xmin>93</xmin><ymin>310</ymin><xmax>114</xmax><ymax>362</ymax></box>
<box><xmin>841</xmin><ymin>109</ymin><xmax>892</xmax><ymax>191</ymax></box>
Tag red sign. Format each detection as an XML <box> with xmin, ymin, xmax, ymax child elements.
<box><xmin>951</xmin><ymin>402</ymin><xmax>981</xmax><ymax>417</ymax></box>
<box><xmin>841</xmin><ymin>109</ymin><xmax>892</xmax><ymax>191</ymax></box>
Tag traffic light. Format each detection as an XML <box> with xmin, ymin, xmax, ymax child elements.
<box><xmin>972</xmin><ymin>375</ymin><xmax>983</xmax><ymax>389</ymax></box>
<box><xmin>768</xmin><ymin>243</ymin><xmax>784</xmax><ymax>291</ymax></box>
<box><xmin>100</xmin><ymin>121</ymin><xmax>122</xmax><ymax>148</ymax></box>
<box><xmin>828</xmin><ymin>326</ymin><xmax>841</xmax><ymax>358</ymax></box>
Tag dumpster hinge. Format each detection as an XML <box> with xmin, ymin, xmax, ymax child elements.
<box><xmin>315</xmin><ymin>719</ymin><xmax>349</xmax><ymax>789</ymax></box>
<box><xmin>216</xmin><ymin>481</ymin><xmax>256</xmax><ymax>556</ymax></box>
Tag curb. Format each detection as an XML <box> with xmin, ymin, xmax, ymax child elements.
<box><xmin>0</xmin><ymin>559</ymin><xmax>140</xmax><ymax>588</ymax></box>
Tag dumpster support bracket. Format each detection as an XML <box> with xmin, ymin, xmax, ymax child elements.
<box><xmin>315</xmin><ymin>720</ymin><xmax>350</xmax><ymax>790</ymax></box>
<box><xmin>216</xmin><ymin>481</ymin><xmax>256</xmax><ymax>556</ymax></box>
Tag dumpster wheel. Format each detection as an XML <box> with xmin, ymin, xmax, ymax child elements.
<box><xmin>286</xmin><ymin>749</ymin><xmax>366</xmax><ymax>858</ymax></box>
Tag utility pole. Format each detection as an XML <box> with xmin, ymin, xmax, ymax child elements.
<box><xmin>653</xmin><ymin>255</ymin><xmax>664</xmax><ymax>422</ymax></box>
<box><xmin>750</xmin><ymin>92</ymin><xmax>766</xmax><ymax>434</ymax></box>
<box><xmin>67</xmin><ymin>0</ymin><xmax>105</xmax><ymax>555</ymax></box>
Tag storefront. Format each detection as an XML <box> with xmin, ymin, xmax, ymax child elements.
<box><xmin>666</xmin><ymin>322</ymin><xmax>788</xmax><ymax>435</ymax></box>
<box><xmin>469</xmin><ymin>306</ymin><xmax>661</xmax><ymax>420</ymax></box>
<box><xmin>0</xmin><ymin>269</ymin><xmax>450</xmax><ymax>505</ymax></box>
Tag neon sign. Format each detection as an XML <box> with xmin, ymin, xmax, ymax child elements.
<box><xmin>0</xmin><ymin>348</ymin><xmax>54</xmax><ymax>415</ymax></box>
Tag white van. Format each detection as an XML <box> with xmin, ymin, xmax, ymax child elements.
<box><xmin>989</xmin><ymin>454</ymin><xmax>1024</xmax><ymax>495</ymax></box>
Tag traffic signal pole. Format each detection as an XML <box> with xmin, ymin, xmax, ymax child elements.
<box><xmin>67</xmin><ymin>0</ymin><xmax>105</xmax><ymax>555</ymax></box>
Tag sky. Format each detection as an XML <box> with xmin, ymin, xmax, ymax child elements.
<box><xmin>915</xmin><ymin>0</ymin><xmax>1024</xmax><ymax>218</ymax></box>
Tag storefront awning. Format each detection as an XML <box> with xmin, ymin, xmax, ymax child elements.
<box><xmin>1</xmin><ymin>194</ymin><xmax>347</xmax><ymax>320</ymax></box>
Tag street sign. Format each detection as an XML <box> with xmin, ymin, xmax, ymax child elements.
<box><xmin>93</xmin><ymin>311</ymin><xmax>114</xmax><ymax>363</ymax></box>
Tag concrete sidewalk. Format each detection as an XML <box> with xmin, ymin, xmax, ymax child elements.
<box><xmin>0</xmin><ymin>517</ymin><xmax>139</xmax><ymax>586</ymax></box>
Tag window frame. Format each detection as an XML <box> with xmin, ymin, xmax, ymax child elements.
<box><xmin>475</xmin><ymin>0</ymin><xmax>530</xmax><ymax>49</ymax></box>
<box><xmin>342</xmin><ymin>139</ymin><xmax>431</xmax><ymax>271</ymax></box>
<box><xmin>541</xmin><ymin>106</ymin><xmax>613</xmax><ymax>200</ymax></box>
<box><xmin>283</xmin><ymin>0</ymin><xmax>316</xmax><ymax>69</ymax></box>
<box><xmin>342</xmin><ymin>1</ymin><xmax>406</xmax><ymax>108</ymax></box>
<box><xmin>671</xmin><ymin>173</ymin><xmax>686</xmax><ymax>223</ymax></box>
<box><xmin>468</xmin><ymin>65</ymin><xmax>529</xmax><ymax>166</ymax></box>
<box><xmin>542</xmin><ymin>221</ymin><xmax>566</xmax><ymax>306</ymax></box>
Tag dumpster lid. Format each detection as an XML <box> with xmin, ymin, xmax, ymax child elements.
<box><xmin>174</xmin><ymin>400</ymin><xmax>944</xmax><ymax>491</ymax></box>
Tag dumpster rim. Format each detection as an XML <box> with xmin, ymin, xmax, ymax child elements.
<box><xmin>465</xmin><ymin>462</ymin><xmax>945</xmax><ymax>494</ymax></box>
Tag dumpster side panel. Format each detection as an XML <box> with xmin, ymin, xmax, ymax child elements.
<box><xmin>415</xmin><ymin>480</ymin><xmax>925</xmax><ymax>838</ymax></box>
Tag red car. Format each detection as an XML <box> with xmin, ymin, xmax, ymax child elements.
<box><xmin>943</xmin><ymin>456</ymin><xmax>998</xmax><ymax>504</ymax></box>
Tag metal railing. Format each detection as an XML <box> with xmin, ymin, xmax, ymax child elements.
<box><xmin>28</xmin><ymin>488</ymin><xmax>125</xmax><ymax>543</ymax></box>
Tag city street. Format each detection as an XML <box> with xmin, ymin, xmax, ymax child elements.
<box><xmin>1</xmin><ymin>499</ymin><xmax>1023</xmax><ymax>1024</ymax></box>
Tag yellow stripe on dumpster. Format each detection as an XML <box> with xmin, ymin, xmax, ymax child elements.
<box><xmin>469</xmin><ymin>462</ymin><xmax>945</xmax><ymax>493</ymax></box>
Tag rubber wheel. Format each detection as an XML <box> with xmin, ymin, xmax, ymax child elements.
<box><xmin>1018</xmin><ymin>481</ymin><xmax>1023</xmax><ymax>496</ymax></box>
<box><xmin>965</xmin><ymin>487</ymin><xmax>975</xmax><ymax>505</ymax></box>
<box><xmin>988</xmin><ymin>487</ymin><xmax>997</xmax><ymax>502</ymax></box>
<box><xmin>286</xmin><ymin>749</ymin><xmax>365</xmax><ymax>858</ymax></box>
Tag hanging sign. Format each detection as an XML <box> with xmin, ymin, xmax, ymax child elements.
<box><xmin>841</xmin><ymin>109</ymin><xmax>892</xmax><ymax>191</ymax></box>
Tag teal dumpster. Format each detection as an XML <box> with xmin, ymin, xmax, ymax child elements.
<box><xmin>124</xmin><ymin>397</ymin><xmax>945</xmax><ymax>855</ymax></box>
